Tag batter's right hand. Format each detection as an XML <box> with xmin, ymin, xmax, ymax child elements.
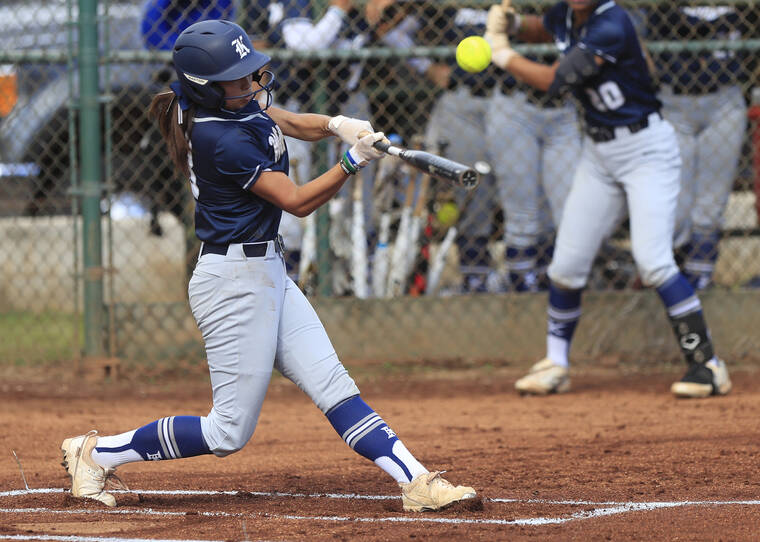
<box><xmin>485</xmin><ymin>5</ymin><xmax>510</xmax><ymax>50</ymax></box>
<box><xmin>347</xmin><ymin>132</ymin><xmax>386</xmax><ymax>166</ymax></box>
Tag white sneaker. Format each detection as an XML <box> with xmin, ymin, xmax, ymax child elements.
<box><xmin>61</xmin><ymin>430</ymin><xmax>122</xmax><ymax>507</ymax></box>
<box><xmin>515</xmin><ymin>358</ymin><xmax>570</xmax><ymax>395</ymax></box>
<box><xmin>671</xmin><ymin>358</ymin><xmax>732</xmax><ymax>398</ymax></box>
<box><xmin>400</xmin><ymin>471</ymin><xmax>476</xmax><ymax>512</ymax></box>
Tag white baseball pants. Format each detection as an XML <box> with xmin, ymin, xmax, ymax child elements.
<box><xmin>549</xmin><ymin>114</ymin><xmax>683</xmax><ymax>289</ymax></box>
<box><xmin>188</xmin><ymin>241</ymin><xmax>360</xmax><ymax>456</ymax></box>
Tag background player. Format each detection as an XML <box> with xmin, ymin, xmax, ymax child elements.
<box><xmin>487</xmin><ymin>5</ymin><xmax>580</xmax><ymax>292</ymax></box>
<box><xmin>60</xmin><ymin>20</ymin><xmax>475</xmax><ymax>512</ymax></box>
<box><xmin>420</xmin><ymin>3</ymin><xmax>503</xmax><ymax>293</ymax></box>
<box><xmin>649</xmin><ymin>4</ymin><xmax>748</xmax><ymax>290</ymax></box>
<box><xmin>483</xmin><ymin>0</ymin><xmax>731</xmax><ymax>398</ymax></box>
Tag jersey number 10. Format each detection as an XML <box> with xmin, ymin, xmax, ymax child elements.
<box><xmin>585</xmin><ymin>81</ymin><xmax>625</xmax><ymax>111</ymax></box>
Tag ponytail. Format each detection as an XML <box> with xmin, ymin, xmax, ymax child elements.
<box><xmin>148</xmin><ymin>91</ymin><xmax>196</xmax><ymax>178</ymax></box>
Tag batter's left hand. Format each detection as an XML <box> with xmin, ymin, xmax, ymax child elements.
<box><xmin>328</xmin><ymin>115</ymin><xmax>375</xmax><ymax>145</ymax></box>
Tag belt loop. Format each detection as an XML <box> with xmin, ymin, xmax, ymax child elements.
<box><xmin>275</xmin><ymin>234</ymin><xmax>284</xmax><ymax>254</ymax></box>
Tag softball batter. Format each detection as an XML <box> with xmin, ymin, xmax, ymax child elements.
<box><xmin>60</xmin><ymin>20</ymin><xmax>474</xmax><ymax>512</ymax></box>
<box><xmin>484</xmin><ymin>0</ymin><xmax>731</xmax><ymax>397</ymax></box>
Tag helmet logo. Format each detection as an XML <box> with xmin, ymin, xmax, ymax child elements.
<box><xmin>185</xmin><ymin>74</ymin><xmax>209</xmax><ymax>85</ymax></box>
<box><xmin>231</xmin><ymin>35</ymin><xmax>251</xmax><ymax>59</ymax></box>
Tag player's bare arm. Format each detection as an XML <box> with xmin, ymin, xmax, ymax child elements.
<box><xmin>252</xmin><ymin>169</ymin><xmax>349</xmax><ymax>217</ymax></box>
<box><xmin>513</xmin><ymin>15</ymin><xmax>553</xmax><ymax>43</ymax></box>
<box><xmin>267</xmin><ymin>106</ymin><xmax>378</xmax><ymax>146</ymax></box>
<box><xmin>485</xmin><ymin>2</ymin><xmax>602</xmax><ymax>93</ymax></box>
<box><xmin>506</xmin><ymin>50</ymin><xmax>604</xmax><ymax>93</ymax></box>
<box><xmin>251</xmin><ymin>131</ymin><xmax>386</xmax><ymax>217</ymax></box>
<box><xmin>266</xmin><ymin>107</ymin><xmax>334</xmax><ymax>141</ymax></box>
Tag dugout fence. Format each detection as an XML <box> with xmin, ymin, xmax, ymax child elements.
<box><xmin>1</xmin><ymin>0</ymin><xmax>759</xmax><ymax>370</ymax></box>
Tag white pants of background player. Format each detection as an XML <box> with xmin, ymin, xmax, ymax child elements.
<box><xmin>488</xmin><ymin>89</ymin><xmax>580</xmax><ymax>291</ymax></box>
<box><xmin>189</xmin><ymin>241</ymin><xmax>360</xmax><ymax>453</ymax></box>
<box><xmin>278</xmin><ymin>93</ymin><xmax>375</xmax><ymax>293</ymax></box>
<box><xmin>661</xmin><ymin>85</ymin><xmax>747</xmax><ymax>288</ymax></box>
<box><xmin>425</xmin><ymin>86</ymin><xmax>500</xmax><ymax>292</ymax></box>
<box><xmin>549</xmin><ymin>114</ymin><xmax>682</xmax><ymax>289</ymax></box>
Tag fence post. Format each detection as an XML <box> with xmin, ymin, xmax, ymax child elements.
<box><xmin>79</xmin><ymin>0</ymin><xmax>105</xmax><ymax>357</ymax></box>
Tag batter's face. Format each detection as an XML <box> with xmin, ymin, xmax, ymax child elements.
<box><xmin>218</xmin><ymin>74</ymin><xmax>254</xmax><ymax>110</ymax></box>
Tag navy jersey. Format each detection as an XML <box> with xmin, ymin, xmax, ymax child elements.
<box><xmin>648</xmin><ymin>5</ymin><xmax>746</xmax><ymax>93</ymax></box>
<box><xmin>189</xmin><ymin>99</ymin><xmax>288</xmax><ymax>244</ymax></box>
<box><xmin>543</xmin><ymin>1</ymin><xmax>660</xmax><ymax>127</ymax></box>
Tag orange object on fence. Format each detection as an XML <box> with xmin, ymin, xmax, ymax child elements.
<box><xmin>0</xmin><ymin>65</ymin><xmax>18</xmax><ymax>117</ymax></box>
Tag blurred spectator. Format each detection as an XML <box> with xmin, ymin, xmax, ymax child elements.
<box><xmin>141</xmin><ymin>0</ymin><xmax>236</xmax><ymax>50</ymax></box>
<box><xmin>649</xmin><ymin>4</ymin><xmax>749</xmax><ymax>290</ymax></box>
<box><xmin>488</xmin><ymin>3</ymin><xmax>580</xmax><ymax>293</ymax></box>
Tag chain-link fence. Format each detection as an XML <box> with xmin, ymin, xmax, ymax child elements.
<box><xmin>2</xmin><ymin>1</ymin><xmax>760</xmax><ymax>369</ymax></box>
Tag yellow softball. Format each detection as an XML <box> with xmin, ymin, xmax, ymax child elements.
<box><xmin>436</xmin><ymin>201</ymin><xmax>460</xmax><ymax>227</ymax></box>
<box><xmin>456</xmin><ymin>36</ymin><xmax>492</xmax><ymax>73</ymax></box>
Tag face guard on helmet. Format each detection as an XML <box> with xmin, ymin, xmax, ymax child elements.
<box><xmin>172</xmin><ymin>19</ymin><xmax>274</xmax><ymax>110</ymax></box>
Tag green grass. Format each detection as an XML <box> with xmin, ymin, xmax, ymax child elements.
<box><xmin>0</xmin><ymin>311</ymin><xmax>82</xmax><ymax>365</ymax></box>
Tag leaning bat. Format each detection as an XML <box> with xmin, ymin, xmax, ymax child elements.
<box><xmin>358</xmin><ymin>131</ymin><xmax>479</xmax><ymax>190</ymax></box>
<box><xmin>426</xmin><ymin>226</ymin><xmax>458</xmax><ymax>296</ymax></box>
<box><xmin>386</xmin><ymin>169</ymin><xmax>418</xmax><ymax>298</ymax></box>
<box><xmin>351</xmin><ymin>177</ymin><xmax>368</xmax><ymax>299</ymax></box>
<box><xmin>370</xmin><ymin>152</ymin><xmax>401</xmax><ymax>298</ymax></box>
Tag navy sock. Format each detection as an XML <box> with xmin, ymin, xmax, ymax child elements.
<box><xmin>506</xmin><ymin>244</ymin><xmax>539</xmax><ymax>292</ymax></box>
<box><xmin>326</xmin><ymin>395</ymin><xmax>426</xmax><ymax>483</ymax></box>
<box><xmin>546</xmin><ymin>283</ymin><xmax>582</xmax><ymax>366</ymax></box>
<box><xmin>656</xmin><ymin>273</ymin><xmax>715</xmax><ymax>364</ymax></box>
<box><xmin>92</xmin><ymin>416</ymin><xmax>211</xmax><ymax>468</ymax></box>
<box><xmin>683</xmin><ymin>230</ymin><xmax>720</xmax><ymax>289</ymax></box>
<box><xmin>459</xmin><ymin>236</ymin><xmax>491</xmax><ymax>292</ymax></box>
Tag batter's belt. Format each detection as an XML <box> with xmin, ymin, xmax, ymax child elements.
<box><xmin>200</xmin><ymin>235</ymin><xmax>284</xmax><ymax>257</ymax></box>
<box><xmin>586</xmin><ymin>111</ymin><xmax>663</xmax><ymax>143</ymax></box>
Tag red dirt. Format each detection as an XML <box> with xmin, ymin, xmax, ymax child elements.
<box><xmin>2</xmin><ymin>365</ymin><xmax>760</xmax><ymax>541</ymax></box>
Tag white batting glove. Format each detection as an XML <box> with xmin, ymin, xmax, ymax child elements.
<box><xmin>346</xmin><ymin>131</ymin><xmax>386</xmax><ymax>167</ymax></box>
<box><xmin>486</xmin><ymin>4</ymin><xmax>508</xmax><ymax>36</ymax></box>
<box><xmin>485</xmin><ymin>31</ymin><xmax>510</xmax><ymax>51</ymax></box>
<box><xmin>491</xmin><ymin>47</ymin><xmax>519</xmax><ymax>70</ymax></box>
<box><xmin>328</xmin><ymin>115</ymin><xmax>374</xmax><ymax>145</ymax></box>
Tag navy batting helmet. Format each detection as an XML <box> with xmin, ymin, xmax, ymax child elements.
<box><xmin>173</xmin><ymin>19</ymin><xmax>271</xmax><ymax>110</ymax></box>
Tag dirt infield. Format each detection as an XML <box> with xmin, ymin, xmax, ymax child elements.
<box><xmin>2</xmin><ymin>364</ymin><xmax>760</xmax><ymax>541</ymax></box>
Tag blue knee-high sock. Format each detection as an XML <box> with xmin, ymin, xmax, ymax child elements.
<box><xmin>683</xmin><ymin>230</ymin><xmax>720</xmax><ymax>290</ymax></box>
<box><xmin>459</xmin><ymin>236</ymin><xmax>491</xmax><ymax>292</ymax></box>
<box><xmin>546</xmin><ymin>283</ymin><xmax>582</xmax><ymax>367</ymax></box>
<box><xmin>92</xmin><ymin>416</ymin><xmax>211</xmax><ymax>469</ymax></box>
<box><xmin>506</xmin><ymin>244</ymin><xmax>539</xmax><ymax>292</ymax></box>
<box><xmin>326</xmin><ymin>395</ymin><xmax>427</xmax><ymax>483</ymax></box>
<box><xmin>656</xmin><ymin>273</ymin><xmax>716</xmax><ymax>365</ymax></box>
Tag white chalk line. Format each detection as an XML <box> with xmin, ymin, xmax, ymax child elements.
<box><xmin>2</xmin><ymin>488</ymin><xmax>760</xmax><ymax>530</ymax></box>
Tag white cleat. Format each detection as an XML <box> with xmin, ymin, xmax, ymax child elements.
<box><xmin>671</xmin><ymin>358</ymin><xmax>732</xmax><ymax>398</ymax></box>
<box><xmin>515</xmin><ymin>358</ymin><xmax>570</xmax><ymax>395</ymax></box>
<box><xmin>400</xmin><ymin>471</ymin><xmax>476</xmax><ymax>512</ymax></box>
<box><xmin>60</xmin><ymin>430</ymin><xmax>121</xmax><ymax>507</ymax></box>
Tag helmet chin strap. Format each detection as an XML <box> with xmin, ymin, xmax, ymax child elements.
<box><xmin>221</xmin><ymin>70</ymin><xmax>275</xmax><ymax>110</ymax></box>
<box><xmin>223</xmin><ymin>91</ymin><xmax>255</xmax><ymax>100</ymax></box>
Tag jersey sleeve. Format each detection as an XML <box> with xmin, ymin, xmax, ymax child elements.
<box><xmin>578</xmin><ymin>17</ymin><xmax>627</xmax><ymax>63</ymax></box>
<box><xmin>214</xmin><ymin>129</ymin><xmax>277</xmax><ymax>191</ymax></box>
<box><xmin>542</xmin><ymin>3</ymin><xmax>566</xmax><ymax>36</ymax></box>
